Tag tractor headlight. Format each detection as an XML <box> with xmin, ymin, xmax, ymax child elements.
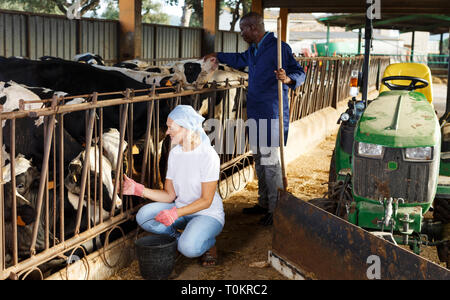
<box><xmin>358</xmin><ymin>142</ymin><xmax>383</xmax><ymax>157</ymax></box>
<box><xmin>405</xmin><ymin>147</ymin><xmax>432</xmax><ymax>160</ymax></box>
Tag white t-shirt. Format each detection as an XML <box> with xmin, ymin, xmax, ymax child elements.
<box><xmin>165</xmin><ymin>141</ymin><xmax>225</xmax><ymax>226</ymax></box>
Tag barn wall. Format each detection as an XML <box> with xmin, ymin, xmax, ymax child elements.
<box><xmin>0</xmin><ymin>10</ymin><xmax>248</xmax><ymax>64</ymax></box>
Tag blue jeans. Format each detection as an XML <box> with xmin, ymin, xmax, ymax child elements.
<box><xmin>136</xmin><ymin>202</ymin><xmax>223</xmax><ymax>258</ymax></box>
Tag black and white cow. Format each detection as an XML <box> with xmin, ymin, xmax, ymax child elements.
<box><xmin>64</xmin><ymin>128</ymin><xmax>126</xmax><ymax>224</ymax></box>
<box><xmin>113</xmin><ymin>59</ymin><xmax>150</xmax><ymax>70</ymax></box>
<box><xmin>0</xmin><ymin>56</ymin><xmax>172</xmax><ymax>143</ymax></box>
<box><xmin>2</xmin><ymin>107</ymin><xmax>84</xmax><ymax>175</ymax></box>
<box><xmin>164</xmin><ymin>57</ymin><xmax>219</xmax><ymax>89</ymax></box>
<box><xmin>2</xmin><ymin>155</ymin><xmax>94</xmax><ymax>266</ymax></box>
<box><xmin>197</xmin><ymin>66</ymin><xmax>248</xmax><ymax>119</ymax></box>
<box><xmin>73</xmin><ymin>53</ymin><xmax>105</xmax><ymax>66</ymax></box>
<box><xmin>0</xmin><ymin>81</ymin><xmax>44</xmax><ymax>127</ymax></box>
<box><xmin>91</xmin><ymin>64</ymin><xmax>174</xmax><ymax>87</ymax></box>
<box><xmin>0</xmin><ymin>80</ymin><xmax>85</xmax><ymax>175</ymax></box>
<box><xmin>144</xmin><ymin>66</ymin><xmax>175</xmax><ymax>75</ymax></box>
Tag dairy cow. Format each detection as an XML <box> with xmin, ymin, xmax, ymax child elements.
<box><xmin>2</xmin><ymin>155</ymin><xmax>95</xmax><ymax>267</ymax></box>
<box><xmin>0</xmin><ymin>56</ymin><xmax>172</xmax><ymax>143</ymax></box>
<box><xmin>73</xmin><ymin>53</ymin><xmax>105</xmax><ymax>66</ymax></box>
<box><xmin>113</xmin><ymin>59</ymin><xmax>150</xmax><ymax>70</ymax></box>
<box><xmin>64</xmin><ymin>128</ymin><xmax>126</xmax><ymax>223</ymax></box>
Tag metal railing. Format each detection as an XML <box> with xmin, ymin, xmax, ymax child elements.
<box><xmin>0</xmin><ymin>79</ymin><xmax>249</xmax><ymax>280</ymax></box>
<box><xmin>0</xmin><ymin>54</ymin><xmax>392</xmax><ymax>280</ymax></box>
<box><xmin>289</xmin><ymin>56</ymin><xmax>390</xmax><ymax>122</ymax></box>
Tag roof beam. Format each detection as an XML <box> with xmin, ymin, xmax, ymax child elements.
<box><xmin>263</xmin><ymin>0</ymin><xmax>450</xmax><ymax>14</ymax></box>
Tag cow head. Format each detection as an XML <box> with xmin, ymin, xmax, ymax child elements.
<box><xmin>169</xmin><ymin>57</ymin><xmax>219</xmax><ymax>89</ymax></box>
<box><xmin>64</xmin><ymin>146</ymin><xmax>122</xmax><ymax>214</ymax></box>
<box><xmin>2</xmin><ymin>155</ymin><xmax>39</xmax><ymax>226</ymax></box>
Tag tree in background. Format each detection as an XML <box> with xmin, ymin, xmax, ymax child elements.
<box><xmin>225</xmin><ymin>0</ymin><xmax>250</xmax><ymax>31</ymax></box>
<box><xmin>0</xmin><ymin>0</ymin><xmax>101</xmax><ymax>16</ymax></box>
<box><xmin>100</xmin><ymin>0</ymin><xmax>169</xmax><ymax>24</ymax></box>
<box><xmin>166</xmin><ymin>0</ymin><xmax>202</xmax><ymax>28</ymax></box>
<box><xmin>444</xmin><ymin>38</ymin><xmax>449</xmax><ymax>55</ymax></box>
<box><xmin>166</xmin><ymin>0</ymin><xmax>250</xmax><ymax>30</ymax></box>
<box><xmin>0</xmin><ymin>0</ymin><xmax>169</xmax><ymax>24</ymax></box>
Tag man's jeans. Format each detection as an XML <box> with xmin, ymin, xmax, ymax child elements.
<box><xmin>136</xmin><ymin>202</ymin><xmax>223</xmax><ymax>258</ymax></box>
<box><xmin>253</xmin><ymin>147</ymin><xmax>283</xmax><ymax>213</ymax></box>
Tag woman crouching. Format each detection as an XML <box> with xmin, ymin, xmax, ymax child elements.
<box><xmin>122</xmin><ymin>105</ymin><xmax>224</xmax><ymax>266</ymax></box>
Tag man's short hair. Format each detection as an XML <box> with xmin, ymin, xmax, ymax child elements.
<box><xmin>240</xmin><ymin>12</ymin><xmax>264</xmax><ymax>28</ymax></box>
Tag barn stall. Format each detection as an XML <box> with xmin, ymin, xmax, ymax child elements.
<box><xmin>0</xmin><ymin>8</ymin><xmax>389</xmax><ymax>279</ymax></box>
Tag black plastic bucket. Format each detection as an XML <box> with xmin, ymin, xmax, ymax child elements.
<box><xmin>135</xmin><ymin>235</ymin><xmax>177</xmax><ymax>280</ymax></box>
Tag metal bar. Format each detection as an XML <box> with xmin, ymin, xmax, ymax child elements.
<box><xmin>410</xmin><ymin>31</ymin><xmax>415</xmax><ymax>62</ymax></box>
<box><xmin>74</xmin><ymin>105</ymin><xmax>96</xmax><ymax>235</ymax></box>
<box><xmin>0</xmin><ymin>206</ymin><xmax>138</xmax><ymax>280</ymax></box>
<box><xmin>361</xmin><ymin>5</ymin><xmax>372</xmax><ymax>103</ymax></box>
<box><xmin>110</xmin><ymin>91</ymin><xmax>130</xmax><ymax>218</ymax></box>
<box><xmin>84</xmin><ymin>110</ymin><xmax>90</xmax><ymax>230</ymax></box>
<box><xmin>0</xmin><ymin>108</ymin><xmax>4</xmax><ymax>272</ymax></box>
<box><xmin>29</xmin><ymin>95</ymin><xmax>57</xmax><ymax>256</ymax></box>
<box><xmin>2</xmin><ymin>85</ymin><xmax>247</xmax><ymax>121</ymax></box>
<box><xmin>140</xmin><ymin>99</ymin><xmax>155</xmax><ymax>184</ymax></box>
<box><xmin>45</xmin><ymin>161</ymin><xmax>49</xmax><ymax>250</ymax></box>
<box><xmin>126</xmin><ymin>101</ymin><xmax>134</xmax><ymax>213</ymax></box>
<box><xmin>58</xmin><ymin>113</ymin><xmax>64</xmax><ymax>242</ymax></box>
<box><xmin>10</xmin><ymin>118</ymin><xmax>18</xmax><ymax>265</ymax></box>
<box><xmin>52</xmin><ymin>120</ymin><xmax>57</xmax><ymax>247</ymax></box>
<box><xmin>155</xmin><ymin>100</ymin><xmax>160</xmax><ymax>187</ymax></box>
<box><xmin>93</xmin><ymin>109</ymin><xmax>98</xmax><ymax>226</ymax></box>
<box><xmin>99</xmin><ymin>108</ymin><xmax>104</xmax><ymax>224</ymax></box>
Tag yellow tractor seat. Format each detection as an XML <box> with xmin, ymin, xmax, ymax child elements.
<box><xmin>380</xmin><ymin>63</ymin><xmax>433</xmax><ymax>103</ymax></box>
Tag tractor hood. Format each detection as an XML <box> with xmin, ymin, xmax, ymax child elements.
<box><xmin>355</xmin><ymin>91</ymin><xmax>440</xmax><ymax>148</ymax></box>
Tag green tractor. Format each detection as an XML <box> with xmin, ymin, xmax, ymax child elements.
<box><xmin>270</xmin><ymin>2</ymin><xmax>450</xmax><ymax>279</ymax></box>
<box><xmin>325</xmin><ymin>60</ymin><xmax>449</xmax><ymax>267</ymax></box>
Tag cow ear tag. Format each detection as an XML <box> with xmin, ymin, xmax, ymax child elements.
<box><xmin>165</xmin><ymin>80</ymin><xmax>173</xmax><ymax>87</ymax></box>
<box><xmin>17</xmin><ymin>216</ymin><xmax>26</xmax><ymax>227</ymax></box>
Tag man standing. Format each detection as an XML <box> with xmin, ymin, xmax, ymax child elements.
<box><xmin>204</xmin><ymin>12</ymin><xmax>305</xmax><ymax>225</ymax></box>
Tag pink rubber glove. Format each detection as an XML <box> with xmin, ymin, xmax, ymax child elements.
<box><xmin>155</xmin><ymin>207</ymin><xmax>178</xmax><ymax>226</ymax></box>
<box><xmin>122</xmin><ymin>175</ymin><xmax>145</xmax><ymax>197</ymax></box>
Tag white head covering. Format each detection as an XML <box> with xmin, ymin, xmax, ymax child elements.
<box><xmin>168</xmin><ymin>105</ymin><xmax>209</xmax><ymax>144</ymax></box>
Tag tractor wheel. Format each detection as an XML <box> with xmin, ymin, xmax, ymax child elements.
<box><xmin>433</xmin><ymin>197</ymin><xmax>450</xmax><ymax>268</ymax></box>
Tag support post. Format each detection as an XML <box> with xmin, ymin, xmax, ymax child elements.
<box><xmin>326</xmin><ymin>23</ymin><xmax>330</xmax><ymax>56</ymax></box>
<box><xmin>251</xmin><ymin>0</ymin><xmax>263</xmax><ymax>15</ymax></box>
<box><xmin>279</xmin><ymin>8</ymin><xmax>289</xmax><ymax>42</ymax></box>
<box><xmin>439</xmin><ymin>33</ymin><xmax>444</xmax><ymax>55</ymax></box>
<box><xmin>358</xmin><ymin>28</ymin><xmax>362</xmax><ymax>55</ymax></box>
<box><xmin>361</xmin><ymin>2</ymin><xmax>373</xmax><ymax>104</ymax></box>
<box><xmin>202</xmin><ymin>0</ymin><xmax>219</xmax><ymax>56</ymax></box>
<box><xmin>410</xmin><ymin>31</ymin><xmax>415</xmax><ymax>62</ymax></box>
<box><xmin>119</xmin><ymin>0</ymin><xmax>142</xmax><ymax>61</ymax></box>
<box><xmin>446</xmin><ymin>29</ymin><xmax>450</xmax><ymax>118</ymax></box>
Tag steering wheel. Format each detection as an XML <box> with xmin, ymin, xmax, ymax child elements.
<box><xmin>382</xmin><ymin>76</ymin><xmax>429</xmax><ymax>91</ymax></box>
